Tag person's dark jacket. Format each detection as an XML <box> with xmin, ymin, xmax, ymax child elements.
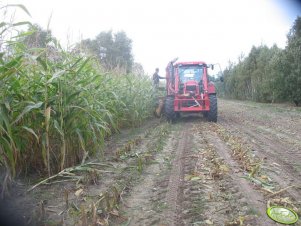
<box><xmin>153</xmin><ymin>72</ymin><xmax>165</xmax><ymax>84</ymax></box>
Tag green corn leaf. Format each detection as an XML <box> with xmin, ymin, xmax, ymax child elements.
<box><xmin>0</xmin><ymin>22</ymin><xmax>7</xmax><ymax>28</ymax></box>
<box><xmin>76</xmin><ymin>58</ymin><xmax>90</xmax><ymax>75</ymax></box>
<box><xmin>0</xmin><ymin>52</ymin><xmax>4</xmax><ymax>62</ymax></box>
<box><xmin>0</xmin><ymin>136</ymin><xmax>16</xmax><ymax>177</ymax></box>
<box><xmin>0</xmin><ymin>107</ymin><xmax>12</xmax><ymax>137</ymax></box>
<box><xmin>12</xmin><ymin>29</ymin><xmax>36</xmax><ymax>39</ymax></box>
<box><xmin>13</xmin><ymin>102</ymin><xmax>43</xmax><ymax>125</ymax></box>
<box><xmin>0</xmin><ymin>68</ymin><xmax>16</xmax><ymax>80</ymax></box>
<box><xmin>75</xmin><ymin>128</ymin><xmax>86</xmax><ymax>153</ymax></box>
<box><xmin>22</xmin><ymin>126</ymin><xmax>39</xmax><ymax>142</ymax></box>
<box><xmin>4</xmin><ymin>4</ymin><xmax>31</xmax><ymax>17</ymax></box>
<box><xmin>95</xmin><ymin>122</ymin><xmax>111</xmax><ymax>134</ymax></box>
<box><xmin>12</xmin><ymin>21</ymin><xmax>32</xmax><ymax>27</ymax></box>
<box><xmin>47</xmin><ymin>70</ymin><xmax>66</xmax><ymax>83</ymax></box>
<box><xmin>4</xmin><ymin>101</ymin><xmax>11</xmax><ymax>111</ymax></box>
<box><xmin>53</xmin><ymin>119</ymin><xmax>64</xmax><ymax>137</ymax></box>
<box><xmin>0</xmin><ymin>55</ymin><xmax>23</xmax><ymax>73</ymax></box>
<box><xmin>36</xmin><ymin>57</ymin><xmax>48</xmax><ymax>71</ymax></box>
<box><xmin>70</xmin><ymin>57</ymin><xmax>83</xmax><ymax>69</ymax></box>
<box><xmin>0</xmin><ymin>27</ymin><xmax>8</xmax><ymax>36</ymax></box>
<box><xmin>65</xmin><ymin>91</ymin><xmax>81</xmax><ymax>105</ymax></box>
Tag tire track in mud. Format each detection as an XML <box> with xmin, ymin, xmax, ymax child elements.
<box><xmin>164</xmin><ymin>129</ymin><xmax>189</xmax><ymax>225</ymax></box>
<box><xmin>121</xmin><ymin>124</ymin><xmax>191</xmax><ymax>226</ymax></box>
<box><xmin>202</xmin><ymin>125</ymin><xmax>276</xmax><ymax>226</ymax></box>
<box><xmin>121</xmin><ymin>122</ymin><xmax>197</xmax><ymax>226</ymax></box>
<box><xmin>221</xmin><ymin>114</ymin><xmax>301</xmax><ymax>169</ymax></box>
<box><xmin>120</xmin><ymin>109</ymin><xmax>300</xmax><ymax>225</ymax></box>
<box><xmin>218</xmin><ymin>114</ymin><xmax>301</xmax><ymax>202</ymax></box>
<box><xmin>218</xmin><ymin>100</ymin><xmax>301</xmax><ymax>172</ymax></box>
<box><xmin>168</xmin><ymin>121</ymin><xmax>274</xmax><ymax>225</ymax></box>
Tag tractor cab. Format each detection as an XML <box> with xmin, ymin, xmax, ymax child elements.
<box><xmin>179</xmin><ymin>65</ymin><xmax>203</xmax><ymax>83</ymax></box>
<box><xmin>178</xmin><ymin>64</ymin><xmax>204</xmax><ymax>95</ymax></box>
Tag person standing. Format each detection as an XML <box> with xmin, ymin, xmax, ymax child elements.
<box><xmin>152</xmin><ymin>68</ymin><xmax>165</xmax><ymax>88</ymax></box>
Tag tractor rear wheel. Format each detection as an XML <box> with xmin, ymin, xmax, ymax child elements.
<box><xmin>165</xmin><ymin>97</ymin><xmax>176</xmax><ymax>122</ymax></box>
<box><xmin>208</xmin><ymin>94</ymin><xmax>217</xmax><ymax>122</ymax></box>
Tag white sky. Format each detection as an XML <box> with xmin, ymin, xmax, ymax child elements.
<box><xmin>2</xmin><ymin>0</ymin><xmax>301</xmax><ymax>75</ymax></box>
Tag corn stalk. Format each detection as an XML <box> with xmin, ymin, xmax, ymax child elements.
<box><xmin>0</xmin><ymin>4</ymin><xmax>155</xmax><ymax>196</ymax></box>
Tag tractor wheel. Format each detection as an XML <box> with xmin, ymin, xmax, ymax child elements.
<box><xmin>165</xmin><ymin>97</ymin><xmax>176</xmax><ymax>122</ymax></box>
<box><xmin>207</xmin><ymin>94</ymin><xmax>217</xmax><ymax>122</ymax></box>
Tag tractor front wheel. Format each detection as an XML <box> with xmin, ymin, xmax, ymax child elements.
<box><xmin>165</xmin><ymin>97</ymin><xmax>176</xmax><ymax>122</ymax></box>
<box><xmin>208</xmin><ymin>94</ymin><xmax>217</xmax><ymax>122</ymax></box>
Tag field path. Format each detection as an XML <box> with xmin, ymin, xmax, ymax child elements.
<box><xmin>120</xmin><ymin>100</ymin><xmax>301</xmax><ymax>225</ymax></box>
<box><xmin>1</xmin><ymin>100</ymin><xmax>301</xmax><ymax>226</ymax></box>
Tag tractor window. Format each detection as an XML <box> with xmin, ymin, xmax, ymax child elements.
<box><xmin>179</xmin><ymin>66</ymin><xmax>203</xmax><ymax>83</ymax></box>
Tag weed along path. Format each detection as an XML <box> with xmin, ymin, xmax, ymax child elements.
<box><xmin>2</xmin><ymin>100</ymin><xmax>301</xmax><ymax>225</ymax></box>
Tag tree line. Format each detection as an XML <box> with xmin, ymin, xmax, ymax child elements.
<box><xmin>218</xmin><ymin>16</ymin><xmax>301</xmax><ymax>106</ymax></box>
<box><xmin>18</xmin><ymin>24</ymin><xmax>144</xmax><ymax>75</ymax></box>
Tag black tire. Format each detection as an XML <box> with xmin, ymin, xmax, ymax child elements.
<box><xmin>207</xmin><ymin>94</ymin><xmax>217</xmax><ymax>122</ymax></box>
<box><xmin>165</xmin><ymin>97</ymin><xmax>176</xmax><ymax>122</ymax></box>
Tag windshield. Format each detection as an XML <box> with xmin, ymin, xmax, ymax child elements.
<box><xmin>179</xmin><ymin>65</ymin><xmax>204</xmax><ymax>83</ymax></box>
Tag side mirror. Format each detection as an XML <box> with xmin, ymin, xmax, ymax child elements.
<box><xmin>220</xmin><ymin>77</ymin><xmax>224</xmax><ymax>82</ymax></box>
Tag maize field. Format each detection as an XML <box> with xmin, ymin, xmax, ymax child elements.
<box><xmin>0</xmin><ymin>6</ymin><xmax>155</xmax><ymax>192</ymax></box>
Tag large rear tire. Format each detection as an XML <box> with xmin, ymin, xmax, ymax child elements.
<box><xmin>165</xmin><ymin>97</ymin><xmax>176</xmax><ymax>122</ymax></box>
<box><xmin>202</xmin><ymin>111</ymin><xmax>208</xmax><ymax>118</ymax></box>
<box><xmin>208</xmin><ymin>94</ymin><xmax>217</xmax><ymax>122</ymax></box>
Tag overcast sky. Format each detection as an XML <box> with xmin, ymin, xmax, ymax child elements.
<box><xmin>3</xmin><ymin>0</ymin><xmax>301</xmax><ymax>75</ymax></box>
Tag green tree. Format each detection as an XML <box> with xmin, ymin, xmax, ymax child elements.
<box><xmin>265</xmin><ymin>44</ymin><xmax>286</xmax><ymax>102</ymax></box>
<box><xmin>221</xmin><ymin>45</ymin><xmax>288</xmax><ymax>102</ymax></box>
<box><xmin>285</xmin><ymin>16</ymin><xmax>301</xmax><ymax>105</ymax></box>
<box><xmin>132</xmin><ymin>62</ymin><xmax>145</xmax><ymax>76</ymax></box>
<box><xmin>219</xmin><ymin>17</ymin><xmax>300</xmax><ymax>105</ymax></box>
<box><xmin>23</xmin><ymin>24</ymin><xmax>52</xmax><ymax>48</ymax></box>
<box><xmin>80</xmin><ymin>30</ymin><xmax>134</xmax><ymax>73</ymax></box>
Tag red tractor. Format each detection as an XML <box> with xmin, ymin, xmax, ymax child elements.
<box><xmin>163</xmin><ymin>58</ymin><xmax>218</xmax><ymax>122</ymax></box>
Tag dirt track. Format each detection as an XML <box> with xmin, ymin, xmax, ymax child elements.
<box><xmin>119</xmin><ymin>99</ymin><xmax>301</xmax><ymax>225</ymax></box>
<box><xmin>1</xmin><ymin>99</ymin><xmax>301</xmax><ymax>226</ymax></box>
<box><xmin>218</xmin><ymin>100</ymin><xmax>301</xmax><ymax>202</ymax></box>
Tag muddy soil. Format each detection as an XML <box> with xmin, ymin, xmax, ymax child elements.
<box><xmin>1</xmin><ymin>100</ymin><xmax>301</xmax><ymax>226</ymax></box>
